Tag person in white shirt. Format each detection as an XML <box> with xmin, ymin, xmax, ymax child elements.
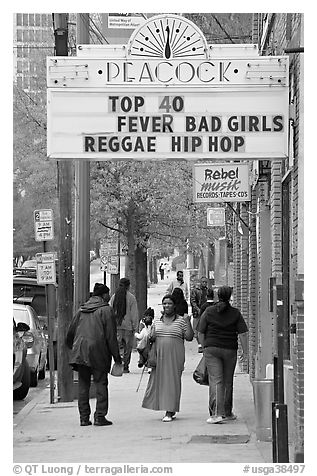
<box><xmin>135</xmin><ymin>309</ymin><xmax>154</xmax><ymax>368</ymax></box>
<box><xmin>166</xmin><ymin>270</ymin><xmax>189</xmax><ymax>301</ymax></box>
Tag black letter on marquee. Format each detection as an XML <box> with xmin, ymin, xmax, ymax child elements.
<box><xmin>85</xmin><ymin>136</ymin><xmax>95</xmax><ymax>152</ymax></box>
<box><xmin>109</xmin><ymin>96</ymin><xmax>119</xmax><ymax>112</ymax></box>
<box><xmin>273</xmin><ymin>115</ymin><xmax>283</xmax><ymax>132</ymax></box>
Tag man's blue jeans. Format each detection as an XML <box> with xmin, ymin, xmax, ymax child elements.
<box><xmin>204</xmin><ymin>346</ymin><xmax>237</xmax><ymax>417</ymax></box>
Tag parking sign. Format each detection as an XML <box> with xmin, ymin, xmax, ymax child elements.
<box><xmin>34</xmin><ymin>209</ymin><xmax>54</xmax><ymax>241</ymax></box>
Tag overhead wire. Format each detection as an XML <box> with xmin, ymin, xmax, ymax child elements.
<box><xmin>210</xmin><ymin>14</ymin><xmax>235</xmax><ymax>44</ymax></box>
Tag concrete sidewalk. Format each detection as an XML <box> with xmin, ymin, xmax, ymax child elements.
<box><xmin>13</xmin><ymin>274</ymin><xmax>272</xmax><ymax>463</ymax></box>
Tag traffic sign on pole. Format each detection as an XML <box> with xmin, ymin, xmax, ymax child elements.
<box><xmin>36</xmin><ymin>252</ymin><xmax>56</xmax><ymax>284</ymax></box>
<box><xmin>207</xmin><ymin>208</ymin><xmax>225</xmax><ymax>227</ymax></box>
<box><xmin>34</xmin><ymin>209</ymin><xmax>54</xmax><ymax>241</ymax></box>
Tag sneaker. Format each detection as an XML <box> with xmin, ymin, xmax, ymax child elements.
<box><xmin>222</xmin><ymin>414</ymin><xmax>237</xmax><ymax>421</ymax></box>
<box><xmin>123</xmin><ymin>367</ymin><xmax>130</xmax><ymax>373</ymax></box>
<box><xmin>206</xmin><ymin>416</ymin><xmax>224</xmax><ymax>424</ymax></box>
<box><xmin>198</xmin><ymin>345</ymin><xmax>203</xmax><ymax>353</ymax></box>
<box><xmin>162</xmin><ymin>416</ymin><xmax>172</xmax><ymax>422</ymax></box>
<box><xmin>80</xmin><ymin>419</ymin><xmax>92</xmax><ymax>426</ymax></box>
<box><xmin>94</xmin><ymin>417</ymin><xmax>113</xmax><ymax>426</ymax></box>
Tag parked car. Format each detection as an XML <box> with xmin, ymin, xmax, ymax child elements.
<box><xmin>13</xmin><ymin>259</ymin><xmax>37</xmax><ymax>277</ymax></box>
<box><xmin>13</xmin><ymin>275</ymin><xmax>58</xmax><ymax>369</ymax></box>
<box><xmin>21</xmin><ymin>259</ymin><xmax>37</xmax><ymax>268</ymax></box>
<box><xmin>13</xmin><ymin>319</ymin><xmax>31</xmax><ymax>400</ymax></box>
<box><xmin>13</xmin><ymin>303</ymin><xmax>48</xmax><ymax>387</ymax></box>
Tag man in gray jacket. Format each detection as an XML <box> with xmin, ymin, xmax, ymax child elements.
<box><xmin>110</xmin><ymin>278</ymin><xmax>139</xmax><ymax>373</ymax></box>
<box><xmin>66</xmin><ymin>283</ymin><xmax>122</xmax><ymax>426</ymax></box>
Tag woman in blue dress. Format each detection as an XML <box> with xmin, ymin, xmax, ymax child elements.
<box><xmin>142</xmin><ymin>294</ymin><xmax>194</xmax><ymax>422</ymax></box>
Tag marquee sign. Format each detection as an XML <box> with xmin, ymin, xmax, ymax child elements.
<box><xmin>47</xmin><ymin>14</ymin><xmax>289</xmax><ymax>161</ymax></box>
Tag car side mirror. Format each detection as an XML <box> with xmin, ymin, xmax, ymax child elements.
<box><xmin>16</xmin><ymin>322</ymin><xmax>30</xmax><ymax>332</ymax></box>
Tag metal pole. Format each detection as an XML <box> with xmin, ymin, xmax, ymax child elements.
<box><xmin>73</xmin><ymin>13</ymin><xmax>90</xmax><ymax>311</ymax></box>
<box><xmin>43</xmin><ymin>240</ymin><xmax>55</xmax><ymax>404</ymax></box>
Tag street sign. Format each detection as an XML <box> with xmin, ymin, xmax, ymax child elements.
<box><xmin>35</xmin><ymin>253</ymin><xmax>56</xmax><ymax>284</ymax></box>
<box><xmin>193</xmin><ymin>163</ymin><xmax>251</xmax><ymax>203</ymax></box>
<box><xmin>207</xmin><ymin>208</ymin><xmax>225</xmax><ymax>227</ymax></box>
<box><xmin>108</xmin><ymin>256</ymin><xmax>119</xmax><ymax>274</ymax></box>
<box><xmin>100</xmin><ymin>238</ymin><xmax>118</xmax><ymax>272</ymax></box>
<box><xmin>100</xmin><ymin>255</ymin><xmax>108</xmax><ymax>272</ymax></box>
<box><xmin>34</xmin><ymin>209</ymin><xmax>54</xmax><ymax>241</ymax></box>
<box><xmin>100</xmin><ymin>239</ymin><xmax>118</xmax><ymax>256</ymax></box>
<box><xmin>47</xmin><ymin>14</ymin><xmax>289</xmax><ymax>161</ymax></box>
<box><xmin>108</xmin><ymin>13</ymin><xmax>146</xmax><ymax>29</ymax></box>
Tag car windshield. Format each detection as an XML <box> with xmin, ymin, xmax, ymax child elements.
<box><xmin>21</xmin><ymin>260</ymin><xmax>37</xmax><ymax>268</ymax></box>
<box><xmin>13</xmin><ymin>308</ymin><xmax>30</xmax><ymax>326</ymax></box>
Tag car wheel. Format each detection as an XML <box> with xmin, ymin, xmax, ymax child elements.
<box><xmin>13</xmin><ymin>361</ymin><xmax>30</xmax><ymax>400</ymax></box>
<box><xmin>30</xmin><ymin>366</ymin><xmax>39</xmax><ymax>387</ymax></box>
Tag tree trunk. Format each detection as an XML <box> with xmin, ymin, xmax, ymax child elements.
<box><xmin>153</xmin><ymin>257</ymin><xmax>158</xmax><ymax>284</ymax></box>
<box><xmin>135</xmin><ymin>245</ymin><xmax>147</xmax><ymax>319</ymax></box>
<box><xmin>125</xmin><ymin>202</ymin><xmax>148</xmax><ymax>320</ymax></box>
<box><xmin>126</xmin><ymin>205</ymin><xmax>136</xmax><ymax>293</ymax></box>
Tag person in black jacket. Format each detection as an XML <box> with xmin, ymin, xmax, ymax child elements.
<box><xmin>198</xmin><ymin>285</ymin><xmax>248</xmax><ymax>424</ymax></box>
<box><xmin>171</xmin><ymin>287</ymin><xmax>188</xmax><ymax>317</ymax></box>
<box><xmin>66</xmin><ymin>283</ymin><xmax>122</xmax><ymax>427</ymax></box>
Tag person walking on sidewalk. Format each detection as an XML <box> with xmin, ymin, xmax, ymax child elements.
<box><xmin>142</xmin><ymin>294</ymin><xmax>194</xmax><ymax>422</ymax></box>
<box><xmin>197</xmin><ymin>285</ymin><xmax>248</xmax><ymax>424</ymax></box>
<box><xmin>66</xmin><ymin>283</ymin><xmax>122</xmax><ymax>427</ymax></box>
<box><xmin>198</xmin><ymin>287</ymin><xmax>215</xmax><ymax>319</ymax></box>
<box><xmin>166</xmin><ymin>270</ymin><xmax>189</xmax><ymax>301</ymax></box>
<box><xmin>110</xmin><ymin>277</ymin><xmax>139</xmax><ymax>373</ymax></box>
<box><xmin>190</xmin><ymin>276</ymin><xmax>208</xmax><ymax>353</ymax></box>
<box><xmin>159</xmin><ymin>263</ymin><xmax>165</xmax><ymax>280</ymax></box>
<box><xmin>171</xmin><ymin>287</ymin><xmax>188</xmax><ymax>317</ymax></box>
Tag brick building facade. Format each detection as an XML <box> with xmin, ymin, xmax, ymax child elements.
<box><xmin>232</xmin><ymin>13</ymin><xmax>304</xmax><ymax>461</ymax></box>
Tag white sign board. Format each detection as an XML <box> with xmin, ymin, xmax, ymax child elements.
<box><xmin>207</xmin><ymin>208</ymin><xmax>225</xmax><ymax>226</ymax></box>
<box><xmin>47</xmin><ymin>15</ymin><xmax>288</xmax><ymax>161</ymax></box>
<box><xmin>108</xmin><ymin>14</ymin><xmax>146</xmax><ymax>29</ymax></box>
<box><xmin>100</xmin><ymin>255</ymin><xmax>108</xmax><ymax>272</ymax></box>
<box><xmin>47</xmin><ymin>87</ymin><xmax>288</xmax><ymax>160</ymax></box>
<box><xmin>100</xmin><ymin>239</ymin><xmax>118</xmax><ymax>256</ymax></box>
<box><xmin>36</xmin><ymin>253</ymin><xmax>56</xmax><ymax>284</ymax></box>
<box><xmin>193</xmin><ymin>163</ymin><xmax>251</xmax><ymax>203</ymax></box>
<box><xmin>34</xmin><ymin>209</ymin><xmax>54</xmax><ymax>241</ymax></box>
<box><xmin>108</xmin><ymin>256</ymin><xmax>119</xmax><ymax>274</ymax></box>
<box><xmin>100</xmin><ymin>239</ymin><xmax>118</xmax><ymax>272</ymax></box>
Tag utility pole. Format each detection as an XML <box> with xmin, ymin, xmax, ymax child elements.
<box><xmin>73</xmin><ymin>13</ymin><xmax>90</xmax><ymax>312</ymax></box>
<box><xmin>53</xmin><ymin>13</ymin><xmax>74</xmax><ymax>402</ymax></box>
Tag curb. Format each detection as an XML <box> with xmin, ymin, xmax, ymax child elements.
<box><xmin>14</xmin><ymin>385</ymin><xmax>50</xmax><ymax>427</ymax></box>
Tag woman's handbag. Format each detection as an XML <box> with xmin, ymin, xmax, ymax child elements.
<box><xmin>146</xmin><ymin>323</ymin><xmax>157</xmax><ymax>368</ymax></box>
<box><xmin>110</xmin><ymin>362</ymin><xmax>123</xmax><ymax>377</ymax></box>
<box><xmin>147</xmin><ymin>340</ymin><xmax>157</xmax><ymax>368</ymax></box>
<box><xmin>193</xmin><ymin>356</ymin><xmax>208</xmax><ymax>385</ymax></box>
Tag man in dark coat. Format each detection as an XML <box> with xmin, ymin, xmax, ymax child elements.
<box><xmin>66</xmin><ymin>283</ymin><xmax>122</xmax><ymax>426</ymax></box>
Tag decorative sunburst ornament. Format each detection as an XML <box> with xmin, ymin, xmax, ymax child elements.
<box><xmin>127</xmin><ymin>14</ymin><xmax>208</xmax><ymax>59</ymax></box>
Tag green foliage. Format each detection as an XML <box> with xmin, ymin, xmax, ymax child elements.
<box><xmin>13</xmin><ymin>46</ymin><xmax>59</xmax><ymax>257</ymax></box>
